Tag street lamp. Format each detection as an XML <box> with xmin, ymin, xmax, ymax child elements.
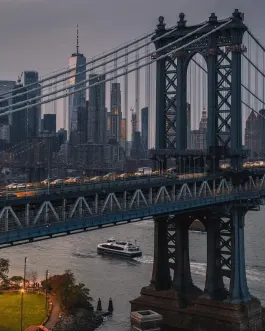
<box><xmin>20</xmin><ymin>257</ymin><xmax>27</xmax><ymax>331</ymax></box>
<box><xmin>45</xmin><ymin>270</ymin><xmax>50</xmax><ymax>314</ymax></box>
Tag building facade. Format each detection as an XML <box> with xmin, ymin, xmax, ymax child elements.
<box><xmin>121</xmin><ymin>118</ymin><xmax>126</xmax><ymax>148</ymax></box>
<box><xmin>68</xmin><ymin>34</ymin><xmax>86</xmax><ymax>139</ymax></box>
<box><xmin>43</xmin><ymin>114</ymin><xmax>56</xmax><ymax>133</ymax></box>
<box><xmin>244</xmin><ymin>109</ymin><xmax>265</xmax><ymax>158</ymax></box>
<box><xmin>23</xmin><ymin>71</ymin><xmax>41</xmax><ymax>137</ymax></box>
<box><xmin>11</xmin><ymin>83</ymin><xmax>28</xmax><ymax>145</ymax></box>
<box><xmin>109</xmin><ymin>83</ymin><xmax>122</xmax><ymax>144</ymax></box>
<box><xmin>88</xmin><ymin>74</ymin><xmax>106</xmax><ymax>145</ymax></box>
<box><xmin>190</xmin><ymin>110</ymin><xmax>207</xmax><ymax>150</ymax></box>
<box><xmin>141</xmin><ymin>107</ymin><xmax>148</xmax><ymax>152</ymax></box>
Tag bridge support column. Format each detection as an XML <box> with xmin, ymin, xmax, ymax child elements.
<box><xmin>150</xmin><ymin>216</ymin><xmax>171</xmax><ymax>290</ymax></box>
<box><xmin>204</xmin><ymin>217</ymin><xmax>227</xmax><ymax>300</ymax></box>
<box><xmin>229</xmin><ymin>207</ymin><xmax>251</xmax><ymax>303</ymax></box>
<box><xmin>131</xmin><ymin>214</ymin><xmax>202</xmax><ymax>326</ymax></box>
<box><xmin>171</xmin><ymin>221</ymin><xmax>192</xmax><ymax>293</ymax></box>
<box><xmin>190</xmin><ymin>207</ymin><xmax>263</xmax><ymax>331</ymax></box>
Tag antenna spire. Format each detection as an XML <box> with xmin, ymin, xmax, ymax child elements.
<box><xmin>76</xmin><ymin>24</ymin><xmax>79</xmax><ymax>54</ymax></box>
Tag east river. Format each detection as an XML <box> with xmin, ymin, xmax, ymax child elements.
<box><xmin>1</xmin><ymin>207</ymin><xmax>265</xmax><ymax>330</ymax></box>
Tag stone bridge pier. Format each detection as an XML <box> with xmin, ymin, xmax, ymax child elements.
<box><xmin>130</xmin><ymin>206</ymin><xmax>264</xmax><ymax>330</ymax></box>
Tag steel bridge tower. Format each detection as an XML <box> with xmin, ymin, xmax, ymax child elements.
<box><xmin>131</xmin><ymin>9</ymin><xmax>264</xmax><ymax>331</ymax></box>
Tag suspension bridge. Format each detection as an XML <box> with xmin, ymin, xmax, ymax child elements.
<box><xmin>0</xmin><ymin>8</ymin><xmax>265</xmax><ymax>331</ymax></box>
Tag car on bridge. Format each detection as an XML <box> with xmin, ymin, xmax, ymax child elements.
<box><xmin>64</xmin><ymin>177</ymin><xmax>75</xmax><ymax>184</ymax></box>
<box><xmin>103</xmin><ymin>173</ymin><xmax>116</xmax><ymax>180</ymax></box>
<box><xmin>40</xmin><ymin>178</ymin><xmax>57</xmax><ymax>185</ymax></box>
<box><xmin>90</xmin><ymin>176</ymin><xmax>101</xmax><ymax>181</ymax></box>
<box><xmin>5</xmin><ymin>183</ymin><xmax>18</xmax><ymax>189</ymax></box>
<box><xmin>50</xmin><ymin>179</ymin><xmax>65</xmax><ymax>186</ymax></box>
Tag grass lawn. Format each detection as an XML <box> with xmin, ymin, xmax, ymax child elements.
<box><xmin>0</xmin><ymin>291</ymin><xmax>46</xmax><ymax>331</ymax></box>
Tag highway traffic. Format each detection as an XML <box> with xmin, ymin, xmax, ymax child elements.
<box><xmin>1</xmin><ymin>159</ymin><xmax>263</xmax><ymax>199</ymax></box>
<box><xmin>0</xmin><ymin>170</ymin><xmax>208</xmax><ymax>199</ymax></box>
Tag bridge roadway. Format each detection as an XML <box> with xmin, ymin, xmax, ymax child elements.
<box><xmin>0</xmin><ymin>171</ymin><xmax>264</xmax><ymax>248</ymax></box>
<box><xmin>0</xmin><ymin>173</ymin><xmax>205</xmax><ymax>199</ymax></box>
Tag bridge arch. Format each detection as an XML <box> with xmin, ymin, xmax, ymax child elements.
<box><xmin>185</xmin><ymin>52</ymin><xmax>208</xmax><ymax>152</ymax></box>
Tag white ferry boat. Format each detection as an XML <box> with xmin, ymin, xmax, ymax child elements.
<box><xmin>97</xmin><ymin>238</ymin><xmax>142</xmax><ymax>258</ymax></box>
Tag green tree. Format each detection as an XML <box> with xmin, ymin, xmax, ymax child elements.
<box><xmin>69</xmin><ymin>283</ymin><xmax>93</xmax><ymax>311</ymax></box>
<box><xmin>10</xmin><ymin>275</ymin><xmax>24</xmax><ymax>289</ymax></box>
<box><xmin>0</xmin><ymin>258</ymin><xmax>9</xmax><ymax>284</ymax></box>
<box><xmin>43</xmin><ymin>270</ymin><xmax>93</xmax><ymax>313</ymax></box>
<box><xmin>27</xmin><ymin>270</ymin><xmax>38</xmax><ymax>286</ymax></box>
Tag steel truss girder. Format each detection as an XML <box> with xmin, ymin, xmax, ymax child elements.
<box><xmin>216</xmin><ymin>204</ymin><xmax>251</xmax><ymax>303</ymax></box>
<box><xmin>1</xmin><ymin>174</ymin><xmax>265</xmax><ymax>232</ymax></box>
<box><xmin>219</xmin><ymin>216</ymin><xmax>232</xmax><ymax>278</ymax></box>
<box><xmin>153</xmin><ymin>16</ymin><xmax>247</xmax><ymax>167</ymax></box>
<box><xmin>164</xmin><ymin>56</ymin><xmax>178</xmax><ymax>149</ymax></box>
<box><xmin>215</xmin><ymin>49</ymin><xmax>232</xmax><ymax>148</ymax></box>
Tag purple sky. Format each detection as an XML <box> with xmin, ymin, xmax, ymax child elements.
<box><xmin>0</xmin><ymin>0</ymin><xmax>263</xmax><ymax>139</ymax></box>
<box><xmin>0</xmin><ymin>0</ymin><xmax>263</xmax><ymax>79</ymax></box>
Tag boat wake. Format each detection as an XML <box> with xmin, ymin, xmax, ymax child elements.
<box><xmin>72</xmin><ymin>250</ymin><xmax>97</xmax><ymax>259</ymax></box>
<box><xmin>134</xmin><ymin>257</ymin><xmax>265</xmax><ymax>283</ymax></box>
<box><xmin>133</xmin><ymin>255</ymin><xmax>153</xmax><ymax>264</ymax></box>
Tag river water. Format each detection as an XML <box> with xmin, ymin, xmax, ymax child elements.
<box><xmin>1</xmin><ymin>207</ymin><xmax>265</xmax><ymax>330</ymax></box>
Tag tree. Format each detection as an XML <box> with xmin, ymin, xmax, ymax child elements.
<box><xmin>70</xmin><ymin>283</ymin><xmax>93</xmax><ymax>311</ymax></box>
<box><xmin>43</xmin><ymin>270</ymin><xmax>93</xmax><ymax>313</ymax></box>
<box><xmin>27</xmin><ymin>271</ymin><xmax>38</xmax><ymax>286</ymax></box>
<box><xmin>0</xmin><ymin>258</ymin><xmax>9</xmax><ymax>284</ymax></box>
<box><xmin>10</xmin><ymin>276</ymin><xmax>24</xmax><ymax>289</ymax></box>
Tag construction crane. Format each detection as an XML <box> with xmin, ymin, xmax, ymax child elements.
<box><xmin>17</xmin><ymin>72</ymin><xmax>23</xmax><ymax>85</ymax></box>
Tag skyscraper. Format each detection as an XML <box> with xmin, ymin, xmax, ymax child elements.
<box><xmin>245</xmin><ymin>110</ymin><xmax>261</xmax><ymax>158</ymax></box>
<box><xmin>121</xmin><ymin>118</ymin><xmax>126</xmax><ymax>147</ymax></box>
<box><xmin>23</xmin><ymin>71</ymin><xmax>41</xmax><ymax>137</ymax></box>
<box><xmin>11</xmin><ymin>82</ymin><xmax>28</xmax><ymax>145</ymax></box>
<box><xmin>110</xmin><ymin>83</ymin><xmax>122</xmax><ymax>143</ymax></box>
<box><xmin>0</xmin><ymin>80</ymin><xmax>16</xmax><ymax>126</ymax></box>
<box><xmin>190</xmin><ymin>109</ymin><xmax>207</xmax><ymax>149</ymax></box>
<box><xmin>131</xmin><ymin>108</ymin><xmax>137</xmax><ymax>141</ymax></box>
<box><xmin>77</xmin><ymin>101</ymin><xmax>88</xmax><ymax>143</ymax></box>
<box><xmin>43</xmin><ymin>114</ymin><xmax>56</xmax><ymax>133</ymax></box>
<box><xmin>141</xmin><ymin>107</ymin><xmax>148</xmax><ymax>151</ymax></box>
<box><xmin>68</xmin><ymin>25</ymin><xmax>86</xmax><ymax>139</ymax></box>
<box><xmin>88</xmin><ymin>73</ymin><xmax>106</xmax><ymax>144</ymax></box>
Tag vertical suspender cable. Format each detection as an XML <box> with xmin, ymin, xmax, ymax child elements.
<box><xmin>263</xmin><ymin>44</ymin><xmax>265</xmax><ymax>108</ymax></box>
<box><xmin>63</xmin><ymin>75</ymin><xmax>67</xmax><ymax>136</ymax></box>
<box><xmin>124</xmin><ymin>48</ymin><xmax>129</xmax><ymax>156</ymax></box>
<box><xmin>145</xmin><ymin>40</ymin><xmax>151</xmax><ymax>153</ymax></box>
<box><xmin>247</xmin><ymin>34</ymin><xmax>252</xmax><ymax>159</ymax></box>
<box><xmin>102</xmin><ymin>54</ymin><xmax>107</xmax><ymax>172</ymax></box>
<box><xmin>135</xmin><ymin>42</ymin><xmax>140</xmax><ymax>132</ymax></box>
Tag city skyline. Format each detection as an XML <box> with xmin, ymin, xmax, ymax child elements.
<box><xmin>0</xmin><ymin>0</ymin><xmax>263</xmax><ymax>132</ymax></box>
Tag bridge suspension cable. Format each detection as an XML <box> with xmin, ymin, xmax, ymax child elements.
<box><xmin>0</xmin><ymin>20</ymin><xmax>231</xmax><ymax>116</ymax></box>
<box><xmin>0</xmin><ymin>24</ymin><xmax>182</xmax><ymax>103</ymax></box>
<box><xmin>191</xmin><ymin>52</ymin><xmax>265</xmax><ymax>111</ymax></box>
<box><xmin>0</xmin><ymin>18</ymin><xmax>212</xmax><ymax>108</ymax></box>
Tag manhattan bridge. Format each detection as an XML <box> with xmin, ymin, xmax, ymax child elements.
<box><xmin>1</xmin><ymin>8</ymin><xmax>265</xmax><ymax>330</ymax></box>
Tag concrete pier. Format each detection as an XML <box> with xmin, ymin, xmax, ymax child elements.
<box><xmin>131</xmin><ymin>310</ymin><xmax>162</xmax><ymax>331</ymax></box>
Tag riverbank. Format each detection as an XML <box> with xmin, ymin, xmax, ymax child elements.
<box><xmin>43</xmin><ymin>294</ymin><xmax>61</xmax><ymax>329</ymax></box>
<box><xmin>52</xmin><ymin>308</ymin><xmax>104</xmax><ymax>331</ymax></box>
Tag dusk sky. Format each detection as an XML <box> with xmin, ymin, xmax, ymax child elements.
<box><xmin>0</xmin><ymin>0</ymin><xmax>263</xmax><ymax>138</ymax></box>
<box><xmin>0</xmin><ymin>0</ymin><xmax>263</xmax><ymax>80</ymax></box>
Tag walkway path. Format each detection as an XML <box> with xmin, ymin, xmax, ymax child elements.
<box><xmin>43</xmin><ymin>294</ymin><xmax>61</xmax><ymax>330</ymax></box>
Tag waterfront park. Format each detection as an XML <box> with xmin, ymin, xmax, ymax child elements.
<box><xmin>0</xmin><ymin>291</ymin><xmax>46</xmax><ymax>331</ymax></box>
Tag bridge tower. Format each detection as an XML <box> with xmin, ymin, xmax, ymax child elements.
<box><xmin>131</xmin><ymin>9</ymin><xmax>264</xmax><ymax>331</ymax></box>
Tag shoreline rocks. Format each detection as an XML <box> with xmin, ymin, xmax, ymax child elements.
<box><xmin>52</xmin><ymin>308</ymin><xmax>104</xmax><ymax>331</ymax></box>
